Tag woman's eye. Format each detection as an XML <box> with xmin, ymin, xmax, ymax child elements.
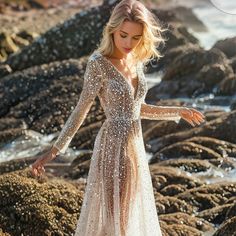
<box><xmin>120</xmin><ymin>34</ymin><xmax>140</xmax><ymax>40</ymax></box>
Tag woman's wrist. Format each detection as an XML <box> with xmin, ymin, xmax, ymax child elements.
<box><xmin>50</xmin><ymin>145</ymin><xmax>59</xmax><ymax>158</ymax></box>
<box><xmin>179</xmin><ymin>107</ymin><xmax>192</xmax><ymax>117</ymax></box>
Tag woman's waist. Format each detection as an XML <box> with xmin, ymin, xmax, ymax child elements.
<box><xmin>106</xmin><ymin>116</ymin><xmax>140</xmax><ymax>122</ymax></box>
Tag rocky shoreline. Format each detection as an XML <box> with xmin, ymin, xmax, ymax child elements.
<box><xmin>0</xmin><ymin>0</ymin><xmax>236</xmax><ymax>235</ymax></box>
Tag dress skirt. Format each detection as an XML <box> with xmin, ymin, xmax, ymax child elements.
<box><xmin>74</xmin><ymin>118</ymin><xmax>162</xmax><ymax>236</ymax></box>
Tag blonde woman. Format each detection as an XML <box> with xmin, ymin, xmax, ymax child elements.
<box><xmin>31</xmin><ymin>0</ymin><xmax>205</xmax><ymax>235</ymax></box>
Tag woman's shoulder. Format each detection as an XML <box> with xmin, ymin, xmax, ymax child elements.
<box><xmin>89</xmin><ymin>50</ymin><xmax>102</xmax><ymax>62</ymax></box>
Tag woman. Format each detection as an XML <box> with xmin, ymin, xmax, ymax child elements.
<box><xmin>31</xmin><ymin>0</ymin><xmax>205</xmax><ymax>235</ymax></box>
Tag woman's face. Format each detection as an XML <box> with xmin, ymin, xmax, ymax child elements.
<box><xmin>113</xmin><ymin>20</ymin><xmax>143</xmax><ymax>56</ymax></box>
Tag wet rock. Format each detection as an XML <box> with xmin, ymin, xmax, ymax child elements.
<box><xmin>151</xmin><ymin>139</ymin><xmax>235</xmax><ymax>170</ymax></box>
<box><xmin>202</xmin><ymin>110</ymin><xmax>227</xmax><ymax>121</ymax></box>
<box><xmin>1</xmin><ymin>2</ymin><xmax>114</xmax><ymax>72</ymax></box>
<box><xmin>186</xmin><ymin>136</ymin><xmax>236</xmax><ymax>158</ymax></box>
<box><xmin>150</xmin><ymin>141</ymin><xmax>223</xmax><ymax>165</ymax></box>
<box><xmin>0</xmin><ymin>64</ymin><xmax>12</xmax><ymax>77</ymax></box>
<box><xmin>230</xmin><ymin>56</ymin><xmax>236</xmax><ymax>73</ymax></box>
<box><xmin>149</xmin><ymin>110</ymin><xmax>236</xmax><ymax>153</ymax></box>
<box><xmin>212</xmin><ymin>37</ymin><xmax>236</xmax><ymax>59</ymax></box>
<box><xmin>156</xmin><ymin>196</ymin><xmax>194</xmax><ymax>214</ymax></box>
<box><xmin>217</xmin><ymin>74</ymin><xmax>236</xmax><ymax>96</ymax></box>
<box><xmin>170</xmin><ymin>6</ymin><xmax>207</xmax><ymax>32</ymax></box>
<box><xmin>147</xmin><ymin>32</ymin><xmax>200</xmax><ymax>73</ymax></box>
<box><xmin>0</xmin><ymin>57</ymin><xmax>106</xmax><ymax>149</ymax></box>
<box><xmin>0</xmin><ymin>168</ymin><xmax>83</xmax><ymax>236</ymax></box>
<box><xmin>225</xmin><ymin>201</ymin><xmax>236</xmax><ymax>219</ymax></box>
<box><xmin>0</xmin><ymin>127</ymin><xmax>27</xmax><ymax>149</ymax></box>
<box><xmin>160</xmin><ymin>184</ymin><xmax>187</xmax><ymax>196</ymax></box>
<box><xmin>160</xmin><ymin>221</ymin><xmax>203</xmax><ymax>236</ymax></box>
<box><xmin>0</xmin><ymin>229</ymin><xmax>10</xmax><ymax>236</ymax></box>
<box><xmin>177</xmin><ymin>183</ymin><xmax>236</xmax><ymax>212</ymax></box>
<box><xmin>212</xmin><ymin>216</ymin><xmax>236</xmax><ymax>236</ymax></box>
<box><xmin>0</xmin><ymin>156</ymin><xmax>39</xmax><ymax>175</ymax></box>
<box><xmin>157</xmin><ymin>159</ymin><xmax>212</xmax><ymax>173</ymax></box>
<box><xmin>143</xmin><ymin>119</ymin><xmax>185</xmax><ymax>143</ymax></box>
<box><xmin>148</xmin><ymin>47</ymin><xmax>234</xmax><ymax>99</ymax></box>
<box><xmin>159</xmin><ymin>212</ymin><xmax>214</xmax><ymax>234</ymax></box>
<box><xmin>150</xmin><ymin>166</ymin><xmax>202</xmax><ymax>192</ymax></box>
<box><xmin>63</xmin><ymin>151</ymin><xmax>92</xmax><ymax>179</ymax></box>
<box><xmin>231</xmin><ymin>102</ymin><xmax>236</xmax><ymax>111</ymax></box>
<box><xmin>0</xmin><ymin>31</ymin><xmax>37</xmax><ymax>62</ymax></box>
<box><xmin>197</xmin><ymin>203</ymin><xmax>233</xmax><ymax>224</ymax></box>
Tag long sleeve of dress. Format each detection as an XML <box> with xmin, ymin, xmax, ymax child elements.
<box><xmin>52</xmin><ymin>57</ymin><xmax>103</xmax><ymax>154</ymax></box>
<box><xmin>140</xmin><ymin>102</ymin><xmax>182</xmax><ymax>121</ymax></box>
<box><xmin>139</xmin><ymin>62</ymin><xmax>182</xmax><ymax>122</ymax></box>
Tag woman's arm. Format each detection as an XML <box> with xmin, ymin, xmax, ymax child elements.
<box><xmin>139</xmin><ymin>66</ymin><xmax>205</xmax><ymax>125</ymax></box>
<box><xmin>51</xmin><ymin>56</ymin><xmax>103</xmax><ymax>154</ymax></box>
<box><xmin>140</xmin><ymin>102</ymin><xmax>182</xmax><ymax>121</ymax></box>
<box><xmin>140</xmin><ymin>102</ymin><xmax>205</xmax><ymax>126</ymax></box>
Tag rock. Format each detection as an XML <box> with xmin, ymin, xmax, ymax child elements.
<box><xmin>0</xmin><ymin>127</ymin><xmax>27</xmax><ymax>149</ymax></box>
<box><xmin>156</xmin><ymin>196</ymin><xmax>194</xmax><ymax>214</ymax></box>
<box><xmin>212</xmin><ymin>37</ymin><xmax>236</xmax><ymax>59</ymax></box>
<box><xmin>0</xmin><ymin>57</ymin><xmax>106</xmax><ymax>150</ymax></box>
<box><xmin>0</xmin><ymin>168</ymin><xmax>83</xmax><ymax>236</ymax></box>
<box><xmin>161</xmin><ymin>222</ymin><xmax>203</xmax><ymax>236</ymax></box>
<box><xmin>0</xmin><ymin>157</ymin><xmax>38</xmax><ymax>175</ymax></box>
<box><xmin>217</xmin><ymin>75</ymin><xmax>236</xmax><ymax>96</ymax></box>
<box><xmin>0</xmin><ymin>64</ymin><xmax>12</xmax><ymax>77</ymax></box>
<box><xmin>159</xmin><ymin>212</ymin><xmax>214</xmax><ymax>234</ymax></box>
<box><xmin>63</xmin><ymin>151</ymin><xmax>93</xmax><ymax>179</ymax></box>
<box><xmin>150</xmin><ymin>166</ymin><xmax>202</xmax><ymax>192</ymax></box>
<box><xmin>230</xmin><ymin>56</ymin><xmax>236</xmax><ymax>73</ymax></box>
<box><xmin>225</xmin><ymin>202</ymin><xmax>236</xmax><ymax>219</ymax></box>
<box><xmin>0</xmin><ymin>228</ymin><xmax>10</xmax><ymax>236</ymax></box>
<box><xmin>1</xmin><ymin>2</ymin><xmax>115</xmax><ymax>72</ymax></box>
<box><xmin>203</xmin><ymin>110</ymin><xmax>227</xmax><ymax>121</ymax></box>
<box><xmin>150</xmin><ymin>141</ymin><xmax>223</xmax><ymax>165</ymax></box>
<box><xmin>149</xmin><ymin>110</ymin><xmax>236</xmax><ymax>153</ymax></box>
<box><xmin>0</xmin><ymin>31</ymin><xmax>37</xmax><ymax>63</ymax></box>
<box><xmin>170</xmin><ymin>6</ymin><xmax>207</xmax><ymax>32</ymax></box>
<box><xmin>186</xmin><ymin>136</ymin><xmax>236</xmax><ymax>158</ymax></box>
<box><xmin>148</xmin><ymin>47</ymin><xmax>234</xmax><ymax>99</ymax></box>
<box><xmin>177</xmin><ymin>183</ymin><xmax>236</xmax><ymax>212</ymax></box>
<box><xmin>197</xmin><ymin>203</ymin><xmax>233</xmax><ymax>224</ymax></box>
<box><xmin>213</xmin><ymin>216</ymin><xmax>236</xmax><ymax>236</ymax></box>
<box><xmin>150</xmin><ymin>139</ymin><xmax>235</xmax><ymax>170</ymax></box>
<box><xmin>146</xmin><ymin>31</ymin><xmax>200</xmax><ymax>73</ymax></box>
<box><xmin>157</xmin><ymin>159</ymin><xmax>212</xmax><ymax>173</ymax></box>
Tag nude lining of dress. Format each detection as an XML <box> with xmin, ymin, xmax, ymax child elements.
<box><xmin>95</xmin><ymin>52</ymin><xmax>140</xmax><ymax>101</ymax></box>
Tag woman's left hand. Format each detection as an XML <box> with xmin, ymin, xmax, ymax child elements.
<box><xmin>180</xmin><ymin>107</ymin><xmax>205</xmax><ymax>127</ymax></box>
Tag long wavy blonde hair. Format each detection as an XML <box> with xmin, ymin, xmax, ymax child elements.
<box><xmin>96</xmin><ymin>0</ymin><xmax>168</xmax><ymax>66</ymax></box>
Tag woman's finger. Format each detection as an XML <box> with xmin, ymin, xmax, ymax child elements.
<box><xmin>191</xmin><ymin>108</ymin><xmax>205</xmax><ymax>119</ymax></box>
<box><xmin>193</xmin><ymin>112</ymin><xmax>205</xmax><ymax>124</ymax></box>
<box><xmin>32</xmin><ymin>168</ymin><xmax>38</xmax><ymax>176</ymax></box>
<box><xmin>183</xmin><ymin>117</ymin><xmax>195</xmax><ymax>127</ymax></box>
<box><xmin>188</xmin><ymin>119</ymin><xmax>195</xmax><ymax>127</ymax></box>
<box><xmin>194</xmin><ymin>112</ymin><xmax>206</xmax><ymax>123</ymax></box>
<box><xmin>181</xmin><ymin>110</ymin><xmax>191</xmax><ymax>120</ymax></box>
<box><xmin>191</xmin><ymin>114</ymin><xmax>201</xmax><ymax>125</ymax></box>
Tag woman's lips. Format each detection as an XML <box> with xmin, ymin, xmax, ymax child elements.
<box><xmin>123</xmin><ymin>47</ymin><xmax>132</xmax><ymax>52</ymax></box>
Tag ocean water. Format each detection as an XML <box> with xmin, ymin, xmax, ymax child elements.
<box><xmin>191</xmin><ymin>2</ymin><xmax>236</xmax><ymax>49</ymax></box>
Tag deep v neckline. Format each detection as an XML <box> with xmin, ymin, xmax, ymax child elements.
<box><xmin>97</xmin><ymin>52</ymin><xmax>140</xmax><ymax>101</ymax></box>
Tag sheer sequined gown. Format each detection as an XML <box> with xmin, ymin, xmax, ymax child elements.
<box><xmin>52</xmin><ymin>50</ymin><xmax>182</xmax><ymax>236</ymax></box>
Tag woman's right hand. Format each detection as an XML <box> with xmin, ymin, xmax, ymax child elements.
<box><xmin>180</xmin><ymin>107</ymin><xmax>205</xmax><ymax>127</ymax></box>
<box><xmin>30</xmin><ymin>146</ymin><xmax>58</xmax><ymax>177</ymax></box>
